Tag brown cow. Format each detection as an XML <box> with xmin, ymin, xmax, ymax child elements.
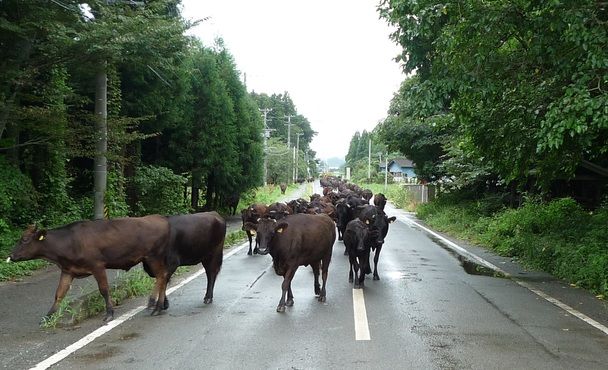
<box><xmin>7</xmin><ymin>216</ymin><xmax>171</xmax><ymax>322</ymax></box>
<box><xmin>245</xmin><ymin>214</ymin><xmax>336</xmax><ymax>312</ymax></box>
<box><xmin>241</xmin><ymin>203</ymin><xmax>268</xmax><ymax>255</ymax></box>
<box><xmin>144</xmin><ymin>212</ymin><xmax>225</xmax><ymax>308</ymax></box>
<box><xmin>279</xmin><ymin>183</ymin><xmax>287</xmax><ymax>194</ymax></box>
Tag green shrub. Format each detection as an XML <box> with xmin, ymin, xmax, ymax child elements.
<box><xmin>132</xmin><ymin>165</ymin><xmax>190</xmax><ymax>216</ymax></box>
<box><xmin>0</xmin><ymin>158</ymin><xmax>39</xmax><ymax>226</ymax></box>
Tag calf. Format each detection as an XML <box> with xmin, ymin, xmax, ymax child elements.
<box><xmin>246</xmin><ymin>214</ymin><xmax>336</xmax><ymax>312</ymax></box>
<box><xmin>279</xmin><ymin>183</ymin><xmax>287</xmax><ymax>194</ymax></box>
<box><xmin>144</xmin><ymin>212</ymin><xmax>225</xmax><ymax>308</ymax></box>
<box><xmin>7</xmin><ymin>216</ymin><xmax>171</xmax><ymax>322</ymax></box>
<box><xmin>241</xmin><ymin>203</ymin><xmax>267</xmax><ymax>255</ymax></box>
<box><xmin>343</xmin><ymin>218</ymin><xmax>374</xmax><ymax>289</ymax></box>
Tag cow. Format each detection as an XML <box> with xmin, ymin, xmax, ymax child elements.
<box><xmin>245</xmin><ymin>213</ymin><xmax>336</xmax><ymax>312</ymax></box>
<box><xmin>279</xmin><ymin>183</ymin><xmax>287</xmax><ymax>194</ymax></box>
<box><xmin>7</xmin><ymin>216</ymin><xmax>171</xmax><ymax>322</ymax></box>
<box><xmin>241</xmin><ymin>203</ymin><xmax>268</xmax><ymax>255</ymax></box>
<box><xmin>343</xmin><ymin>218</ymin><xmax>374</xmax><ymax>289</ymax></box>
<box><xmin>369</xmin><ymin>208</ymin><xmax>396</xmax><ymax>280</ymax></box>
<box><xmin>361</xmin><ymin>189</ymin><xmax>373</xmax><ymax>204</ymax></box>
<box><xmin>265</xmin><ymin>202</ymin><xmax>291</xmax><ymax>220</ymax></box>
<box><xmin>225</xmin><ymin>193</ymin><xmax>240</xmax><ymax>216</ymax></box>
<box><xmin>144</xmin><ymin>212</ymin><xmax>225</xmax><ymax>308</ymax></box>
<box><xmin>373</xmin><ymin>193</ymin><xmax>387</xmax><ymax>211</ymax></box>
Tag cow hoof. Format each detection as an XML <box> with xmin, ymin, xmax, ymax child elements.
<box><xmin>147</xmin><ymin>297</ymin><xmax>156</xmax><ymax>309</ymax></box>
<box><xmin>103</xmin><ymin>312</ymin><xmax>114</xmax><ymax>322</ymax></box>
<box><xmin>204</xmin><ymin>297</ymin><xmax>213</xmax><ymax>304</ymax></box>
<box><xmin>286</xmin><ymin>299</ymin><xmax>294</xmax><ymax>307</ymax></box>
<box><xmin>276</xmin><ymin>305</ymin><xmax>286</xmax><ymax>313</ymax></box>
<box><xmin>163</xmin><ymin>298</ymin><xmax>170</xmax><ymax>310</ymax></box>
<box><xmin>343</xmin><ymin>250</ymin><xmax>348</xmax><ymax>256</ymax></box>
<box><xmin>317</xmin><ymin>296</ymin><xmax>326</xmax><ymax>302</ymax></box>
<box><xmin>373</xmin><ymin>275</ymin><xmax>380</xmax><ymax>281</ymax></box>
<box><xmin>247</xmin><ymin>250</ymin><xmax>252</xmax><ymax>256</ymax></box>
<box><xmin>254</xmin><ymin>248</ymin><xmax>259</xmax><ymax>255</ymax></box>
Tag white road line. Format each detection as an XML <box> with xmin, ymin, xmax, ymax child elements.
<box><xmin>390</xmin><ymin>206</ymin><xmax>608</xmax><ymax>337</ymax></box>
<box><xmin>352</xmin><ymin>289</ymin><xmax>371</xmax><ymax>341</ymax></box>
<box><xmin>31</xmin><ymin>241</ymin><xmax>250</xmax><ymax>370</ymax></box>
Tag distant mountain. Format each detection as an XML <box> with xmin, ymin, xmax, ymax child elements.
<box><xmin>324</xmin><ymin>157</ymin><xmax>345</xmax><ymax>168</ymax></box>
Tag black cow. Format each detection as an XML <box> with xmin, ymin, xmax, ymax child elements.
<box><xmin>225</xmin><ymin>193</ymin><xmax>240</xmax><ymax>216</ymax></box>
<box><xmin>144</xmin><ymin>212</ymin><xmax>226</xmax><ymax>308</ymax></box>
<box><xmin>373</xmin><ymin>193</ymin><xmax>387</xmax><ymax>211</ymax></box>
<box><xmin>343</xmin><ymin>218</ymin><xmax>374</xmax><ymax>289</ymax></box>
<box><xmin>241</xmin><ymin>203</ymin><xmax>268</xmax><ymax>255</ymax></box>
<box><xmin>245</xmin><ymin>214</ymin><xmax>336</xmax><ymax>312</ymax></box>
<box><xmin>8</xmin><ymin>216</ymin><xmax>171</xmax><ymax>322</ymax></box>
<box><xmin>369</xmin><ymin>208</ymin><xmax>396</xmax><ymax>280</ymax></box>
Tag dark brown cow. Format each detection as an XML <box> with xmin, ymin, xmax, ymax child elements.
<box><xmin>279</xmin><ymin>183</ymin><xmax>287</xmax><ymax>194</ymax></box>
<box><xmin>265</xmin><ymin>202</ymin><xmax>291</xmax><ymax>220</ymax></box>
<box><xmin>373</xmin><ymin>193</ymin><xmax>387</xmax><ymax>211</ymax></box>
<box><xmin>7</xmin><ymin>216</ymin><xmax>171</xmax><ymax>321</ymax></box>
<box><xmin>343</xmin><ymin>218</ymin><xmax>373</xmax><ymax>288</ymax></box>
<box><xmin>144</xmin><ymin>212</ymin><xmax>225</xmax><ymax>308</ymax></box>
<box><xmin>241</xmin><ymin>203</ymin><xmax>268</xmax><ymax>255</ymax></box>
<box><xmin>245</xmin><ymin>214</ymin><xmax>336</xmax><ymax>312</ymax></box>
<box><xmin>225</xmin><ymin>193</ymin><xmax>240</xmax><ymax>216</ymax></box>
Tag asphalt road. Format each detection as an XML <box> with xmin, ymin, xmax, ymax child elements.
<box><xmin>5</xmin><ymin>182</ymin><xmax>608</xmax><ymax>370</ymax></box>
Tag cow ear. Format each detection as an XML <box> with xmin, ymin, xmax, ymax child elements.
<box><xmin>275</xmin><ymin>221</ymin><xmax>288</xmax><ymax>233</ymax></box>
<box><xmin>388</xmin><ymin>216</ymin><xmax>396</xmax><ymax>223</ymax></box>
<box><xmin>244</xmin><ymin>222</ymin><xmax>258</xmax><ymax>232</ymax></box>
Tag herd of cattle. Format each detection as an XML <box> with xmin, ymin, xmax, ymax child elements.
<box><xmin>6</xmin><ymin>176</ymin><xmax>396</xmax><ymax>321</ymax></box>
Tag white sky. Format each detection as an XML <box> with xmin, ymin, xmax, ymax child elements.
<box><xmin>180</xmin><ymin>0</ymin><xmax>404</xmax><ymax>160</ymax></box>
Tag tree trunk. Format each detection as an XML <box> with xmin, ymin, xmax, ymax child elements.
<box><xmin>93</xmin><ymin>68</ymin><xmax>108</xmax><ymax>220</ymax></box>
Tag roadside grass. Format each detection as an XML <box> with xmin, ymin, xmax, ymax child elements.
<box><xmin>416</xmin><ymin>195</ymin><xmax>608</xmax><ymax>297</ymax></box>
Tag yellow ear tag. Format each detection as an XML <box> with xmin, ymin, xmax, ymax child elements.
<box><xmin>276</xmin><ymin>228</ymin><xmax>283</xmax><ymax>233</ymax></box>
<box><xmin>365</xmin><ymin>220</ymin><xmax>369</xmax><ymax>225</ymax></box>
<box><xmin>250</xmin><ymin>230</ymin><xmax>256</xmax><ymax>236</ymax></box>
<box><xmin>38</xmin><ymin>235</ymin><xmax>45</xmax><ymax>241</ymax></box>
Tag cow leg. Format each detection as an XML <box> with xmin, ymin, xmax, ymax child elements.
<box><xmin>91</xmin><ymin>268</ymin><xmax>114</xmax><ymax>322</ymax></box>
<box><xmin>277</xmin><ymin>269</ymin><xmax>296</xmax><ymax>313</ymax></box>
<box><xmin>350</xmin><ymin>255</ymin><xmax>361</xmax><ymax>289</ymax></box>
<box><xmin>247</xmin><ymin>233</ymin><xmax>253</xmax><ymax>255</ymax></box>
<box><xmin>286</xmin><ymin>285</ymin><xmax>294</xmax><ymax>307</ymax></box>
<box><xmin>373</xmin><ymin>245</ymin><xmax>382</xmax><ymax>280</ymax></box>
<box><xmin>348</xmin><ymin>254</ymin><xmax>356</xmax><ymax>284</ymax></box>
<box><xmin>338</xmin><ymin>228</ymin><xmax>343</xmax><ymax>241</ymax></box>
<box><xmin>45</xmin><ymin>272</ymin><xmax>74</xmax><ymax>319</ymax></box>
<box><xmin>311</xmin><ymin>261</ymin><xmax>321</xmax><ymax>296</ymax></box>
<box><xmin>203</xmin><ymin>252</ymin><xmax>223</xmax><ymax>304</ymax></box>
<box><xmin>253</xmin><ymin>239</ymin><xmax>259</xmax><ymax>254</ymax></box>
<box><xmin>357</xmin><ymin>255</ymin><xmax>366</xmax><ymax>288</ymax></box>
<box><xmin>318</xmin><ymin>257</ymin><xmax>330</xmax><ymax>302</ymax></box>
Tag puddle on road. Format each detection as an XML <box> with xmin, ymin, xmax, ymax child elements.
<box><xmin>428</xmin><ymin>235</ymin><xmax>508</xmax><ymax>279</ymax></box>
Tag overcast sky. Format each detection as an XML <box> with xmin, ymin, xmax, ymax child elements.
<box><xmin>180</xmin><ymin>0</ymin><xmax>404</xmax><ymax>160</ymax></box>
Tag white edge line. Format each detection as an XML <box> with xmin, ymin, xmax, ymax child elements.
<box><xmin>352</xmin><ymin>289</ymin><xmax>370</xmax><ymax>341</ymax></box>
<box><xmin>394</xmin><ymin>211</ymin><xmax>608</xmax><ymax>337</ymax></box>
<box><xmin>31</xmin><ymin>241</ymin><xmax>250</xmax><ymax>370</ymax></box>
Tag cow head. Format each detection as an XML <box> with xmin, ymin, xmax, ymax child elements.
<box><xmin>246</xmin><ymin>218</ymin><xmax>288</xmax><ymax>255</ymax></box>
<box><xmin>370</xmin><ymin>210</ymin><xmax>396</xmax><ymax>246</ymax></box>
<box><xmin>8</xmin><ymin>224</ymin><xmax>47</xmax><ymax>262</ymax></box>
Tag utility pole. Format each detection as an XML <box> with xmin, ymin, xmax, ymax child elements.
<box><xmin>384</xmin><ymin>154</ymin><xmax>388</xmax><ymax>192</ymax></box>
<box><xmin>295</xmin><ymin>132</ymin><xmax>303</xmax><ymax>182</ymax></box>
<box><xmin>284</xmin><ymin>115</ymin><xmax>295</xmax><ymax>183</ymax></box>
<box><xmin>93</xmin><ymin>65</ymin><xmax>107</xmax><ymax>220</ymax></box>
<box><xmin>260</xmin><ymin>108</ymin><xmax>273</xmax><ymax>186</ymax></box>
<box><xmin>367</xmin><ymin>138</ymin><xmax>372</xmax><ymax>180</ymax></box>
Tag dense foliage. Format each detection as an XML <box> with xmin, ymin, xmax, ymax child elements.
<box><xmin>0</xmin><ymin>1</ymin><xmax>317</xmax><ymax>268</ymax></box>
<box><xmin>377</xmin><ymin>0</ymin><xmax>608</xmax><ymax>191</ymax></box>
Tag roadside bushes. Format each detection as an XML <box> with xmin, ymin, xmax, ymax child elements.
<box><xmin>132</xmin><ymin>165</ymin><xmax>190</xmax><ymax>216</ymax></box>
<box><xmin>418</xmin><ymin>195</ymin><xmax>608</xmax><ymax>295</ymax></box>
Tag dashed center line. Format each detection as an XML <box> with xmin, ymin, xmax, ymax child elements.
<box><xmin>352</xmin><ymin>288</ymin><xmax>371</xmax><ymax>341</ymax></box>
